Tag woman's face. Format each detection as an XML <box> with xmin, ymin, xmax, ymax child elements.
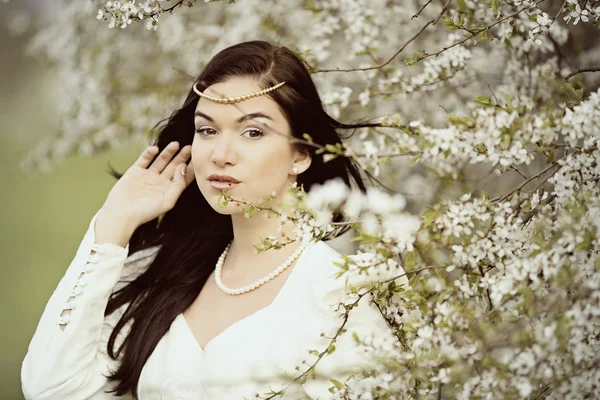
<box><xmin>191</xmin><ymin>76</ymin><xmax>311</xmax><ymax>214</ymax></box>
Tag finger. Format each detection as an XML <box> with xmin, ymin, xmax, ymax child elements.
<box><xmin>177</xmin><ymin>161</ymin><xmax>195</xmax><ymax>187</ymax></box>
<box><xmin>133</xmin><ymin>145</ymin><xmax>159</xmax><ymax>169</ymax></box>
<box><xmin>148</xmin><ymin>141</ymin><xmax>180</xmax><ymax>174</ymax></box>
<box><xmin>182</xmin><ymin>160</ymin><xmax>196</xmax><ymax>186</ymax></box>
<box><xmin>165</xmin><ymin>162</ymin><xmax>194</xmax><ymax>207</ymax></box>
<box><xmin>161</xmin><ymin>145</ymin><xmax>191</xmax><ymax>180</ymax></box>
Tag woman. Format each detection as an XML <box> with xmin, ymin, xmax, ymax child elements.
<box><xmin>22</xmin><ymin>40</ymin><xmax>404</xmax><ymax>399</ymax></box>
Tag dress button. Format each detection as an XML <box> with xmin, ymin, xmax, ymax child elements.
<box><xmin>58</xmin><ymin>314</ymin><xmax>71</xmax><ymax>325</ymax></box>
<box><xmin>72</xmin><ymin>286</ymin><xmax>83</xmax><ymax>296</ymax></box>
<box><xmin>82</xmin><ymin>263</ymin><xmax>94</xmax><ymax>272</ymax></box>
<box><xmin>78</xmin><ymin>276</ymin><xmax>88</xmax><ymax>287</ymax></box>
<box><xmin>91</xmin><ymin>244</ymin><xmax>107</xmax><ymax>255</ymax></box>
<box><xmin>88</xmin><ymin>253</ymin><xmax>101</xmax><ymax>264</ymax></box>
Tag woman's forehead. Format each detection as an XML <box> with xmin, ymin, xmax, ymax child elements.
<box><xmin>194</xmin><ymin>98</ymin><xmax>280</xmax><ymax>124</ymax></box>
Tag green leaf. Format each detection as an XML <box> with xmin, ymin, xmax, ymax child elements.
<box><xmin>476</xmin><ymin>28</ymin><xmax>489</xmax><ymax>42</ymax></box>
<box><xmin>545</xmin><ymin>148</ymin><xmax>555</xmax><ymax>164</ymax></box>
<box><xmin>575</xmin><ymin>231</ymin><xmax>592</xmax><ymax>251</ymax></box>
<box><xmin>405</xmin><ymin>251</ymin><xmax>416</xmax><ymax>270</ymax></box>
<box><xmin>502</xmin><ymin>133</ymin><xmax>512</xmax><ymax>150</ymax></box>
<box><xmin>503</xmin><ymin>93</ymin><xmax>514</xmax><ymax>112</ymax></box>
<box><xmin>490</xmin><ymin>0</ymin><xmax>498</xmax><ymax>14</ymax></box>
<box><xmin>422</xmin><ymin>207</ymin><xmax>441</xmax><ymax>227</ymax></box>
<box><xmin>387</xmin><ymin>280</ymin><xmax>396</xmax><ymax>292</ymax></box>
<box><xmin>533</xmin><ymin>231</ymin><xmax>546</xmax><ymax>247</ymax></box>
<box><xmin>410</xmin><ymin>154</ymin><xmax>422</xmax><ymax>165</ymax></box>
<box><xmin>327</xmin><ymin>343</ymin><xmax>336</xmax><ymax>354</ymax></box>
<box><xmin>443</xmin><ymin>15</ymin><xmax>458</xmax><ymax>31</ymax></box>
<box><xmin>448</xmin><ymin>115</ymin><xmax>472</xmax><ymax>127</ymax></box>
<box><xmin>473</xmin><ymin>96</ymin><xmax>493</xmax><ymax>107</ymax></box>
<box><xmin>330</xmin><ymin>379</ymin><xmax>343</xmax><ymax>390</ymax></box>
<box><xmin>348</xmin><ymin>283</ymin><xmax>358</xmax><ymax>294</ymax></box>
<box><xmin>325</xmin><ymin>143</ymin><xmax>339</xmax><ymax>153</ymax></box>
<box><xmin>404</xmin><ymin>52</ymin><xmax>420</xmax><ymax>66</ymax></box>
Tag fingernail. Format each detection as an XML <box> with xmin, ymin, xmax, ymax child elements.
<box><xmin>181</xmin><ymin>164</ymin><xmax>187</xmax><ymax>176</ymax></box>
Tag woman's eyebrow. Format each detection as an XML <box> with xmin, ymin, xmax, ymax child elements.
<box><xmin>194</xmin><ymin>111</ymin><xmax>273</xmax><ymax>123</ymax></box>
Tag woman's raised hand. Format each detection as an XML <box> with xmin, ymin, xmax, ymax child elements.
<box><xmin>100</xmin><ymin>141</ymin><xmax>195</xmax><ymax>231</ymax></box>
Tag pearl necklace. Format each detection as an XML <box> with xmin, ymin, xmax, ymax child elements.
<box><xmin>214</xmin><ymin>240</ymin><xmax>308</xmax><ymax>295</ymax></box>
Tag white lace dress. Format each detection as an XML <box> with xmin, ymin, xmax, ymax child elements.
<box><xmin>21</xmin><ymin>209</ymin><xmax>407</xmax><ymax>399</ymax></box>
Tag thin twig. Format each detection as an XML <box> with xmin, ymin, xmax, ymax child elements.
<box><xmin>564</xmin><ymin>67</ymin><xmax>600</xmax><ymax>82</ymax></box>
<box><xmin>413</xmin><ymin>0</ymin><xmax>435</xmax><ymax>19</ymax></box>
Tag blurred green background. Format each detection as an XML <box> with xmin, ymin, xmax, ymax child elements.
<box><xmin>0</xmin><ymin>5</ymin><xmax>144</xmax><ymax>399</ymax></box>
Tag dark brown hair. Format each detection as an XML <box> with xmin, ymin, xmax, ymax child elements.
<box><xmin>104</xmin><ymin>40</ymin><xmax>369</xmax><ymax>397</ymax></box>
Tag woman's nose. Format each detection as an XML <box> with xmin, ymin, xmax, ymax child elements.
<box><xmin>209</xmin><ymin>136</ymin><xmax>237</xmax><ymax>166</ymax></box>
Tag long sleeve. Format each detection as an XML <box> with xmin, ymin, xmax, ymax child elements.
<box><xmin>21</xmin><ymin>209</ymin><xmax>159</xmax><ymax>400</ymax></box>
<box><xmin>301</xmin><ymin>248</ymin><xmax>410</xmax><ymax>399</ymax></box>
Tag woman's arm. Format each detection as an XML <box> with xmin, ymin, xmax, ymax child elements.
<box><xmin>21</xmin><ymin>209</ymin><xmax>144</xmax><ymax>399</ymax></box>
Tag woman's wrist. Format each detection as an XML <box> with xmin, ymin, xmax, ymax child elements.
<box><xmin>93</xmin><ymin>207</ymin><xmax>137</xmax><ymax>248</ymax></box>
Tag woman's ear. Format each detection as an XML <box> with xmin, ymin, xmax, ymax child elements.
<box><xmin>291</xmin><ymin>148</ymin><xmax>312</xmax><ymax>175</ymax></box>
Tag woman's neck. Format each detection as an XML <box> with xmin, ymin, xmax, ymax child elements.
<box><xmin>224</xmin><ymin>208</ymin><xmax>303</xmax><ymax>276</ymax></box>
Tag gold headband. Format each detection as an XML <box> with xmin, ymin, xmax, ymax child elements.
<box><xmin>192</xmin><ymin>81</ymin><xmax>286</xmax><ymax>104</ymax></box>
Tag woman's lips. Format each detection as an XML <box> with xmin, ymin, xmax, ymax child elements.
<box><xmin>208</xmin><ymin>180</ymin><xmax>240</xmax><ymax>190</ymax></box>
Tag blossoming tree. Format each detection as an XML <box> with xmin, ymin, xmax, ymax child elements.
<box><xmin>17</xmin><ymin>0</ymin><xmax>600</xmax><ymax>398</ymax></box>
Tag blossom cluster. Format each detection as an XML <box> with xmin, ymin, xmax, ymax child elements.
<box><xmin>97</xmin><ymin>1</ymin><xmax>161</xmax><ymax>30</ymax></box>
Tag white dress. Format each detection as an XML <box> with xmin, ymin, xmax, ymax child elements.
<box><xmin>21</xmin><ymin>209</ymin><xmax>407</xmax><ymax>399</ymax></box>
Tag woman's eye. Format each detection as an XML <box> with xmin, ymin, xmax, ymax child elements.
<box><xmin>243</xmin><ymin>129</ymin><xmax>265</xmax><ymax>139</ymax></box>
<box><xmin>195</xmin><ymin>127</ymin><xmax>264</xmax><ymax>139</ymax></box>
<box><xmin>195</xmin><ymin>127</ymin><xmax>217</xmax><ymax>136</ymax></box>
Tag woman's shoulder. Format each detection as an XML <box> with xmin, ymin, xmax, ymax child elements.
<box><xmin>299</xmin><ymin>240</ymin><xmax>353</xmax><ymax>309</ymax></box>
<box><xmin>303</xmin><ymin>239</ymin><xmax>409</xmax><ymax>306</ymax></box>
<box><xmin>304</xmin><ymin>239</ymin><xmax>383</xmax><ymax>284</ymax></box>
<box><xmin>303</xmin><ymin>240</ymin><xmax>346</xmax><ymax>282</ymax></box>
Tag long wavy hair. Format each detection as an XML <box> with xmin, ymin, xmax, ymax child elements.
<box><xmin>103</xmin><ymin>40</ymin><xmax>370</xmax><ymax>397</ymax></box>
